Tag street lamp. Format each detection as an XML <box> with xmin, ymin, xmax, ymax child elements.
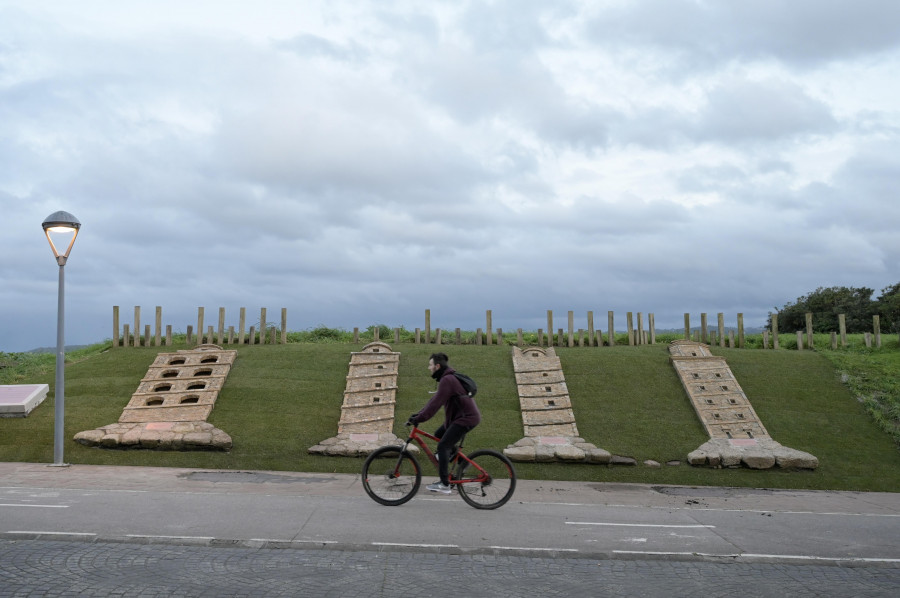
<box><xmin>42</xmin><ymin>210</ymin><xmax>81</xmax><ymax>467</ymax></box>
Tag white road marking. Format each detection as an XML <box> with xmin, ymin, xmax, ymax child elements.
<box><xmin>613</xmin><ymin>550</ymin><xmax>900</xmax><ymax>564</ymax></box>
<box><xmin>0</xmin><ymin>503</ymin><xmax>68</xmax><ymax>508</ymax></box>
<box><xmin>6</xmin><ymin>530</ymin><xmax>97</xmax><ymax>536</ymax></box>
<box><xmin>489</xmin><ymin>546</ymin><xmax>579</xmax><ymax>552</ymax></box>
<box><xmin>372</xmin><ymin>542</ymin><xmax>458</xmax><ymax>548</ymax></box>
<box><xmin>125</xmin><ymin>534</ymin><xmax>215</xmax><ymax>540</ymax></box>
<box><xmin>567</xmin><ymin>522</ymin><xmax>715</xmax><ymax>528</ymax></box>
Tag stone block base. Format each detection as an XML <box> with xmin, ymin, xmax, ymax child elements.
<box><xmin>308</xmin><ymin>432</ymin><xmax>411</xmax><ymax>457</ymax></box>
<box><xmin>687</xmin><ymin>438</ymin><xmax>818</xmax><ymax>470</ymax></box>
<box><xmin>503</xmin><ymin>436</ymin><xmax>611</xmax><ymax>464</ymax></box>
<box><xmin>73</xmin><ymin>421</ymin><xmax>232</xmax><ymax>451</ymax></box>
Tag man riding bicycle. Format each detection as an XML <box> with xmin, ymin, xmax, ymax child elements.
<box><xmin>407</xmin><ymin>352</ymin><xmax>481</xmax><ymax>494</ymax></box>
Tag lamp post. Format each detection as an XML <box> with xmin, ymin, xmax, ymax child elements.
<box><xmin>42</xmin><ymin>211</ymin><xmax>81</xmax><ymax>467</ymax></box>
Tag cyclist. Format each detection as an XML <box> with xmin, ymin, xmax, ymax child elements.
<box><xmin>407</xmin><ymin>352</ymin><xmax>481</xmax><ymax>494</ymax></box>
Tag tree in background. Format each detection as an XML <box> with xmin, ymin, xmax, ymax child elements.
<box><xmin>876</xmin><ymin>283</ymin><xmax>900</xmax><ymax>333</ymax></box>
<box><xmin>769</xmin><ymin>286</ymin><xmax>876</xmax><ymax>333</ymax></box>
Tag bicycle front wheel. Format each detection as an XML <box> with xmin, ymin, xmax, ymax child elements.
<box><xmin>362</xmin><ymin>446</ymin><xmax>422</xmax><ymax>506</ymax></box>
<box><xmin>456</xmin><ymin>449</ymin><xmax>517</xmax><ymax>510</ymax></box>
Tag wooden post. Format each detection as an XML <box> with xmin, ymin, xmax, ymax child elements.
<box><xmin>567</xmin><ymin>311</ymin><xmax>574</xmax><ymax>347</ymax></box>
<box><xmin>154</xmin><ymin>306</ymin><xmax>162</xmax><ymax>347</ymax></box>
<box><xmin>717</xmin><ymin>313</ymin><xmax>725</xmax><ymax>348</ymax></box>
<box><xmin>144</xmin><ymin>325</ymin><xmax>151</xmax><ymax>347</ymax></box>
<box><xmin>185</xmin><ymin>325</ymin><xmax>192</xmax><ymax>345</ymax></box>
<box><xmin>587</xmin><ymin>311</ymin><xmax>595</xmax><ymax>347</ymax></box>
<box><xmin>557</xmin><ymin>328</ymin><xmax>564</xmax><ymax>348</ymax></box>
<box><xmin>738</xmin><ymin>313</ymin><xmax>745</xmax><ymax>348</ymax></box>
<box><xmin>839</xmin><ymin>314</ymin><xmax>847</xmax><ymax>347</ymax></box>
<box><xmin>113</xmin><ymin>306</ymin><xmax>120</xmax><ymax>348</ymax></box>
<box><xmin>683</xmin><ymin>313</ymin><xmax>690</xmax><ymax>340</ymax></box>
<box><xmin>394</xmin><ymin>328</ymin><xmax>401</xmax><ymax>344</ymax></box>
<box><xmin>248</xmin><ymin>326</ymin><xmax>255</xmax><ymax>345</ymax></box>
<box><xmin>455</xmin><ymin>328</ymin><xmax>462</xmax><ymax>345</ymax></box>
<box><xmin>728</xmin><ymin>330</ymin><xmax>735</xmax><ymax>348</ymax></box>
<box><xmin>123</xmin><ymin>324</ymin><xmax>130</xmax><ymax>348</ymax></box>
<box><xmin>805</xmin><ymin>312</ymin><xmax>813</xmax><ymax>352</ymax></box>
<box><xmin>608</xmin><ymin>311</ymin><xmax>615</xmax><ymax>347</ymax></box>
<box><xmin>700</xmin><ymin>313</ymin><xmax>708</xmax><ymax>344</ymax></box>
<box><xmin>517</xmin><ymin>328</ymin><xmax>523</xmax><ymax>346</ymax></box>
<box><xmin>578</xmin><ymin>329</ymin><xmax>584</xmax><ymax>347</ymax></box>
<box><xmin>207</xmin><ymin>326</ymin><xmax>213</xmax><ymax>345</ymax></box>
<box><xmin>196</xmin><ymin>307</ymin><xmax>204</xmax><ymax>347</ymax></box>
<box><xmin>830</xmin><ymin>331</ymin><xmax>837</xmax><ymax>350</ymax></box>
<box><xmin>476</xmin><ymin>328</ymin><xmax>483</xmax><ymax>345</ymax></box>
<box><xmin>762</xmin><ymin>330</ymin><xmax>769</xmax><ymax>349</ymax></box>
<box><xmin>354</xmin><ymin>327</ymin><xmax>360</xmax><ymax>343</ymax></box>
<box><xmin>537</xmin><ymin>329</ymin><xmax>544</xmax><ymax>346</ymax></box>
<box><xmin>436</xmin><ymin>328</ymin><xmax>442</xmax><ymax>345</ymax></box>
<box><xmin>134</xmin><ymin>306</ymin><xmax>141</xmax><ymax>347</ymax></box>
<box><xmin>414</xmin><ymin>328</ymin><xmax>420</xmax><ymax>344</ymax></box>
<box><xmin>636</xmin><ymin>312</ymin><xmax>644</xmax><ymax>346</ymax></box>
<box><xmin>270</xmin><ymin>328</ymin><xmax>276</xmax><ymax>344</ymax></box>
<box><xmin>874</xmin><ymin>315</ymin><xmax>882</xmax><ymax>348</ymax></box>
<box><xmin>281</xmin><ymin>308</ymin><xmax>288</xmax><ymax>344</ymax></box>
<box><xmin>772</xmin><ymin>312</ymin><xmax>780</xmax><ymax>349</ymax></box>
<box><xmin>373</xmin><ymin>325</ymin><xmax>380</xmax><ymax>341</ymax></box>
<box><xmin>239</xmin><ymin>308</ymin><xmax>246</xmax><ymax>345</ymax></box>
<box><xmin>486</xmin><ymin>310</ymin><xmax>493</xmax><ymax>346</ymax></box>
<box><xmin>228</xmin><ymin>326</ymin><xmax>234</xmax><ymax>344</ymax></box>
<box><xmin>627</xmin><ymin>312</ymin><xmax>634</xmax><ymax>346</ymax></box>
<box><xmin>865</xmin><ymin>332</ymin><xmax>872</xmax><ymax>348</ymax></box>
<box><xmin>547</xmin><ymin>310</ymin><xmax>553</xmax><ymax>347</ymax></box>
<box><xmin>497</xmin><ymin>328</ymin><xmax>504</xmax><ymax>345</ymax></box>
<box><xmin>260</xmin><ymin>308</ymin><xmax>267</xmax><ymax>345</ymax></box>
<box><xmin>425</xmin><ymin>309</ymin><xmax>431</xmax><ymax>344</ymax></box>
<box><xmin>796</xmin><ymin>330</ymin><xmax>803</xmax><ymax>350</ymax></box>
<box><xmin>166</xmin><ymin>325</ymin><xmax>173</xmax><ymax>346</ymax></box>
<box><xmin>649</xmin><ymin>313</ymin><xmax>656</xmax><ymax>344</ymax></box>
<box><xmin>217</xmin><ymin>307</ymin><xmax>225</xmax><ymax>345</ymax></box>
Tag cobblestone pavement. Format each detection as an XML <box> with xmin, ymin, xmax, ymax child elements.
<box><xmin>1</xmin><ymin>539</ymin><xmax>899</xmax><ymax>598</ymax></box>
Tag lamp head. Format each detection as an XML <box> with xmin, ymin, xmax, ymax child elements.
<box><xmin>42</xmin><ymin>211</ymin><xmax>81</xmax><ymax>263</ymax></box>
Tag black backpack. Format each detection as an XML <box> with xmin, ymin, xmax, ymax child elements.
<box><xmin>453</xmin><ymin>372</ymin><xmax>477</xmax><ymax>398</ymax></box>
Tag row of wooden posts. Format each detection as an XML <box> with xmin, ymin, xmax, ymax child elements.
<box><xmin>112</xmin><ymin>307</ymin><xmax>890</xmax><ymax>350</ymax></box>
<box><xmin>112</xmin><ymin>306</ymin><xmax>288</xmax><ymax>348</ymax></box>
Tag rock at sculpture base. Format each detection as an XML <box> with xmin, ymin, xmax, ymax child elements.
<box><xmin>74</xmin><ymin>421</ymin><xmax>232</xmax><ymax>451</ymax></box>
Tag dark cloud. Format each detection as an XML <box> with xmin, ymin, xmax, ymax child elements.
<box><xmin>586</xmin><ymin>0</ymin><xmax>900</xmax><ymax>70</ymax></box>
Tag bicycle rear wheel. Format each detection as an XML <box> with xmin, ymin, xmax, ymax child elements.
<box><xmin>456</xmin><ymin>449</ymin><xmax>516</xmax><ymax>510</ymax></box>
<box><xmin>362</xmin><ymin>446</ymin><xmax>422</xmax><ymax>506</ymax></box>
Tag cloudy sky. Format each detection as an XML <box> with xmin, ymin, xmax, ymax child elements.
<box><xmin>2</xmin><ymin>0</ymin><xmax>899</xmax><ymax>352</ymax></box>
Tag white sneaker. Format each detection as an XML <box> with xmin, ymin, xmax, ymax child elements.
<box><xmin>426</xmin><ymin>481</ymin><xmax>452</xmax><ymax>494</ymax></box>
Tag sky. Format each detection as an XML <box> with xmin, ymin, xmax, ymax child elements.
<box><xmin>1</xmin><ymin>0</ymin><xmax>899</xmax><ymax>352</ymax></box>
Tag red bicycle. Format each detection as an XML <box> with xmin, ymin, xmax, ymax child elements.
<box><xmin>361</xmin><ymin>423</ymin><xmax>517</xmax><ymax>509</ymax></box>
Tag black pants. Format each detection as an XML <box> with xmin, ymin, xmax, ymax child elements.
<box><xmin>434</xmin><ymin>423</ymin><xmax>471</xmax><ymax>485</ymax></box>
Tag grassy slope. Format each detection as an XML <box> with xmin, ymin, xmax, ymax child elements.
<box><xmin>1</xmin><ymin>342</ymin><xmax>899</xmax><ymax>491</ymax></box>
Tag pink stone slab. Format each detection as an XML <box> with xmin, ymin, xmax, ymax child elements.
<box><xmin>145</xmin><ymin>422</ymin><xmax>174</xmax><ymax>431</ymax></box>
<box><xmin>349</xmin><ymin>433</ymin><xmax>379</xmax><ymax>442</ymax></box>
<box><xmin>539</xmin><ymin>436</ymin><xmax>568</xmax><ymax>445</ymax></box>
<box><xmin>729</xmin><ymin>438</ymin><xmax>758</xmax><ymax>447</ymax></box>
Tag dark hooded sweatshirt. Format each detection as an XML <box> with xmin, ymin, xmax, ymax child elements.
<box><xmin>413</xmin><ymin>366</ymin><xmax>481</xmax><ymax>429</ymax></box>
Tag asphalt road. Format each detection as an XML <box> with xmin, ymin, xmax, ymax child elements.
<box><xmin>1</xmin><ymin>462</ymin><xmax>899</xmax><ymax>596</ymax></box>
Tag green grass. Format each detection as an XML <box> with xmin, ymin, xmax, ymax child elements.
<box><xmin>2</xmin><ymin>338</ymin><xmax>899</xmax><ymax>492</ymax></box>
